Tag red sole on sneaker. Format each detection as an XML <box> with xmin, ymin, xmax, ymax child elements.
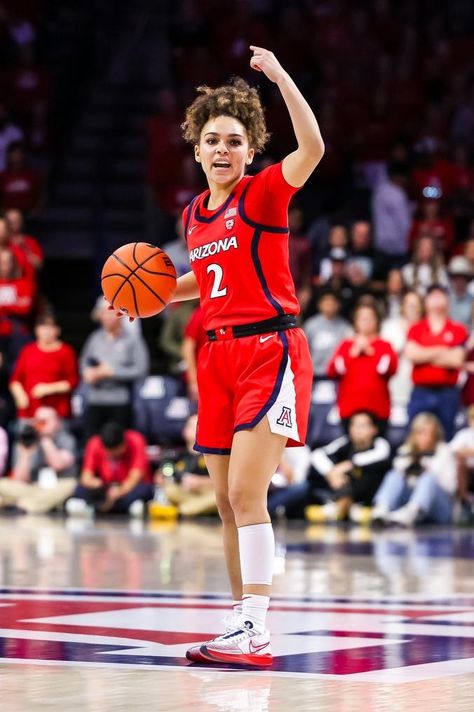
<box><xmin>198</xmin><ymin>644</ymin><xmax>273</xmax><ymax>667</ymax></box>
<box><xmin>186</xmin><ymin>646</ymin><xmax>209</xmax><ymax>663</ymax></box>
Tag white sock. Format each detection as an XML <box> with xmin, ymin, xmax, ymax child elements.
<box><xmin>241</xmin><ymin>593</ymin><xmax>269</xmax><ymax>633</ymax></box>
<box><xmin>232</xmin><ymin>599</ymin><xmax>242</xmax><ymax>615</ymax></box>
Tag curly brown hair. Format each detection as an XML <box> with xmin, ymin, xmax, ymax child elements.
<box><xmin>181</xmin><ymin>77</ymin><xmax>269</xmax><ymax>152</ymax></box>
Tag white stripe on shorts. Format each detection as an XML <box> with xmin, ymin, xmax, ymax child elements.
<box><xmin>266</xmin><ymin>353</ymin><xmax>300</xmax><ymax>442</ymax></box>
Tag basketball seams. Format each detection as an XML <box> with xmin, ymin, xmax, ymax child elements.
<box><xmin>102</xmin><ymin>243</ymin><xmax>177</xmax><ymax>317</ymax></box>
<box><xmin>108</xmin><ymin>252</ymin><xmax>167</xmax><ymax>307</ymax></box>
<box><xmin>134</xmin><ymin>268</ymin><xmax>176</xmax><ymax>278</ymax></box>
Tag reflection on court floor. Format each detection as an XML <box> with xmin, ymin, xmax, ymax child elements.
<box><xmin>0</xmin><ymin>516</ymin><xmax>473</xmax><ymax>710</ymax></box>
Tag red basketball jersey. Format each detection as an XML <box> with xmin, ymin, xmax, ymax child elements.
<box><xmin>183</xmin><ymin>162</ymin><xmax>300</xmax><ymax>331</ymax></box>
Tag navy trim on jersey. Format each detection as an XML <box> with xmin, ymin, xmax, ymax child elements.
<box><xmin>251</xmin><ymin>229</ymin><xmax>285</xmax><ymax>316</ymax></box>
<box><xmin>194</xmin><ymin>193</ymin><xmax>234</xmax><ymax>223</ymax></box>
<box><xmin>238</xmin><ymin>183</ymin><xmax>289</xmax><ymax>234</ymax></box>
<box><xmin>184</xmin><ymin>196</ymin><xmax>198</xmax><ymax>243</ymax></box>
<box><xmin>234</xmin><ymin>331</ymin><xmax>289</xmax><ymax>433</ymax></box>
<box><xmin>194</xmin><ymin>442</ymin><xmax>232</xmax><ymax>455</ymax></box>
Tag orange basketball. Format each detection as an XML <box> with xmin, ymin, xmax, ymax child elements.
<box><xmin>101</xmin><ymin>242</ymin><xmax>177</xmax><ymax>319</ymax></box>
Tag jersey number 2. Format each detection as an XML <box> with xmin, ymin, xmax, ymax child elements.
<box><xmin>207</xmin><ymin>263</ymin><xmax>227</xmax><ymax>298</ymax></box>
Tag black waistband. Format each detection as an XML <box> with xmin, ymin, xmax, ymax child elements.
<box><xmin>207</xmin><ymin>314</ymin><xmax>297</xmax><ymax>341</ymax></box>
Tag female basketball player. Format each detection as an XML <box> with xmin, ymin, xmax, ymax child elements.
<box><xmin>119</xmin><ymin>46</ymin><xmax>323</xmax><ymax>666</ymax></box>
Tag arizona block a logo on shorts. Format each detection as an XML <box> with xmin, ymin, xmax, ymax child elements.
<box><xmin>276</xmin><ymin>406</ymin><xmax>293</xmax><ymax>428</ymax></box>
<box><xmin>0</xmin><ymin>588</ymin><xmax>473</xmax><ymax>681</ymax></box>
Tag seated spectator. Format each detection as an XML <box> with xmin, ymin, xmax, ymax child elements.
<box><xmin>268</xmin><ymin>411</ymin><xmax>390</xmax><ymax>522</ymax></box>
<box><xmin>372</xmin><ymin>412</ymin><xmax>457</xmax><ymax>526</ymax></box>
<box><xmin>66</xmin><ymin>422</ymin><xmax>154</xmax><ymax>517</ymax></box>
<box><xmin>371</xmin><ymin>160</ymin><xmax>411</xmax><ymax>269</ymax></box>
<box><xmin>345</xmin><ymin>258</ymin><xmax>375</xmax><ymax>301</ymax></box>
<box><xmin>409</xmin><ymin>198</ymin><xmax>455</xmax><ymax>256</ymax></box>
<box><xmin>313</xmin><ymin>249</ymin><xmax>361</xmax><ymax>320</ymax></box>
<box><xmin>402</xmin><ymin>235</ymin><xmax>448</xmax><ymax>295</ymax></box>
<box><xmin>447</xmin><ymin>255</ymin><xmax>474</xmax><ymax>328</ymax></box>
<box><xmin>316</xmin><ymin>223</ymin><xmax>349</xmax><ymax>281</ymax></box>
<box><xmin>0</xmin><ymin>212</ymin><xmax>34</xmax><ymax>277</ymax></box>
<box><xmin>182</xmin><ymin>305</ymin><xmax>206</xmax><ymax>401</ymax></box>
<box><xmin>0</xmin><ymin>246</ymin><xmax>36</xmax><ymax>364</ymax></box>
<box><xmin>288</xmin><ymin>206</ymin><xmax>313</xmax><ymax>311</ymax></box>
<box><xmin>463</xmin><ymin>237</ymin><xmax>474</xmax><ymax>286</ymax></box>
<box><xmin>0</xmin><ymin>406</ymin><xmax>77</xmax><ymax>514</ymax></box>
<box><xmin>157</xmin><ymin>301</ymin><xmax>196</xmax><ymax>377</ymax></box>
<box><xmin>4</xmin><ymin>45</ymin><xmax>51</xmax><ymax>125</ymax></box>
<box><xmin>0</xmin><ymin>103</ymin><xmax>23</xmax><ymax>171</ymax></box>
<box><xmin>405</xmin><ymin>285</ymin><xmax>467</xmax><ymax>439</ymax></box>
<box><xmin>305</xmin><ymin>411</ymin><xmax>391</xmax><ymax>523</ymax></box>
<box><xmin>327</xmin><ymin>300</ymin><xmax>398</xmax><ymax>433</ymax></box>
<box><xmin>10</xmin><ymin>314</ymin><xmax>78</xmax><ymax>421</ymax></box>
<box><xmin>384</xmin><ymin>269</ymin><xmax>405</xmax><ymax>319</ymax></box>
<box><xmin>0</xmin><ymin>142</ymin><xmax>43</xmax><ymax>215</ymax></box>
<box><xmin>450</xmin><ymin>404</ymin><xmax>474</xmax><ymax>520</ymax></box>
<box><xmin>381</xmin><ymin>290</ymin><xmax>424</xmax><ymax>410</ymax></box>
<box><xmin>162</xmin><ymin>217</ymin><xmax>190</xmax><ymax>277</ymax></box>
<box><xmin>0</xmin><ymin>349</ymin><xmax>14</xmax><ymax>427</ymax></box>
<box><xmin>0</xmin><ymin>422</ymin><xmax>8</xmax><ymax>476</ymax></box>
<box><xmin>349</xmin><ymin>220</ymin><xmax>386</xmax><ymax>285</ymax></box>
<box><xmin>158</xmin><ymin>414</ymin><xmax>216</xmax><ymax>517</ymax></box>
<box><xmin>462</xmin><ymin>331</ymin><xmax>474</xmax><ymax>408</ymax></box>
<box><xmin>80</xmin><ymin>300</ymin><xmax>149</xmax><ymax>437</ymax></box>
<box><xmin>303</xmin><ymin>290</ymin><xmax>351</xmax><ymax>378</ymax></box>
<box><xmin>5</xmin><ymin>208</ymin><xmax>43</xmax><ymax>271</ymax></box>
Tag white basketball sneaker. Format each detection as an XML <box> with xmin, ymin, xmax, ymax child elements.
<box><xmin>186</xmin><ymin>619</ymin><xmax>272</xmax><ymax>667</ymax></box>
<box><xmin>186</xmin><ymin>610</ymin><xmax>241</xmax><ymax>663</ymax></box>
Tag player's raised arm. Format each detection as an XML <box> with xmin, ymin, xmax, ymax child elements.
<box><xmin>249</xmin><ymin>45</ymin><xmax>324</xmax><ymax>188</ymax></box>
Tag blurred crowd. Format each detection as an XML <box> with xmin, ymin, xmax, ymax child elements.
<box><xmin>0</xmin><ymin>0</ymin><xmax>474</xmax><ymax>526</ymax></box>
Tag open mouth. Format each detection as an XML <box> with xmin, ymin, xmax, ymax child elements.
<box><xmin>213</xmin><ymin>161</ymin><xmax>231</xmax><ymax>169</ymax></box>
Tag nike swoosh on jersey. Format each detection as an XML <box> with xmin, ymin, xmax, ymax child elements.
<box><xmin>188</xmin><ymin>225</ymin><xmax>197</xmax><ymax>235</ymax></box>
<box><xmin>259</xmin><ymin>334</ymin><xmax>275</xmax><ymax>343</ymax></box>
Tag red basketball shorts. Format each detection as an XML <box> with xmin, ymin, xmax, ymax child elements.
<box><xmin>195</xmin><ymin>328</ymin><xmax>313</xmax><ymax>454</ymax></box>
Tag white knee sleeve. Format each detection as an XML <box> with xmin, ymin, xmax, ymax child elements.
<box><xmin>238</xmin><ymin>522</ymin><xmax>274</xmax><ymax>586</ymax></box>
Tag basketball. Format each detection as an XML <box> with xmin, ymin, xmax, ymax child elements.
<box><xmin>101</xmin><ymin>242</ymin><xmax>177</xmax><ymax>319</ymax></box>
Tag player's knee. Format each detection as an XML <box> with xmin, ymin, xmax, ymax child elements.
<box><xmin>228</xmin><ymin>484</ymin><xmax>258</xmax><ymax>518</ymax></box>
<box><xmin>215</xmin><ymin>492</ymin><xmax>234</xmax><ymax>524</ymax></box>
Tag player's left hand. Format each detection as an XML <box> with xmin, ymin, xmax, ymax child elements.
<box><xmin>104</xmin><ymin>297</ymin><xmax>135</xmax><ymax>322</ymax></box>
<box><xmin>249</xmin><ymin>46</ymin><xmax>286</xmax><ymax>83</ymax></box>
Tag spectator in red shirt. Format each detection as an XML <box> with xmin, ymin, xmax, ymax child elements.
<box><xmin>0</xmin><ymin>246</ymin><xmax>36</xmax><ymax>362</ymax></box>
<box><xmin>405</xmin><ymin>284</ymin><xmax>467</xmax><ymax>439</ymax></box>
<box><xmin>10</xmin><ymin>314</ymin><xmax>78</xmax><ymax>420</ymax></box>
<box><xmin>0</xmin><ymin>142</ymin><xmax>43</xmax><ymax>215</ymax></box>
<box><xmin>66</xmin><ymin>422</ymin><xmax>153</xmax><ymax>517</ymax></box>
<box><xmin>327</xmin><ymin>300</ymin><xmax>398</xmax><ymax>433</ymax></box>
<box><xmin>5</xmin><ymin>208</ymin><xmax>43</xmax><ymax>271</ymax></box>
<box><xmin>182</xmin><ymin>305</ymin><xmax>206</xmax><ymax>401</ymax></box>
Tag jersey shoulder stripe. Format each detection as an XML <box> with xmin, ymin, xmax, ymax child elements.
<box><xmin>238</xmin><ymin>182</ymin><xmax>289</xmax><ymax>234</ymax></box>
<box><xmin>183</xmin><ymin>196</ymin><xmax>198</xmax><ymax>245</ymax></box>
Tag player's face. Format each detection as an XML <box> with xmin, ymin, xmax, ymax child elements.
<box><xmin>195</xmin><ymin>116</ymin><xmax>254</xmax><ymax>188</ymax></box>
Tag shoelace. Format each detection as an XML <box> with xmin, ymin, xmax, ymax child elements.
<box><xmin>221</xmin><ymin>612</ymin><xmax>239</xmax><ymax>632</ymax></box>
<box><xmin>211</xmin><ymin>621</ymin><xmax>258</xmax><ymax>648</ymax></box>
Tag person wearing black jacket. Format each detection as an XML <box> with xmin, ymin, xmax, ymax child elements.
<box><xmin>268</xmin><ymin>411</ymin><xmax>391</xmax><ymax>522</ymax></box>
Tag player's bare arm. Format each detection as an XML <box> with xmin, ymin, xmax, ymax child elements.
<box><xmin>250</xmin><ymin>45</ymin><xmax>324</xmax><ymax>187</ymax></box>
<box><xmin>170</xmin><ymin>270</ymin><xmax>199</xmax><ymax>302</ymax></box>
